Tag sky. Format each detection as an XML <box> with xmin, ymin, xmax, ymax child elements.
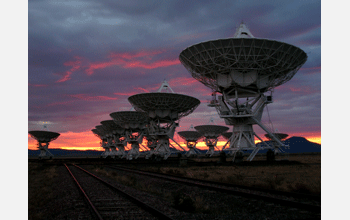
<box><xmin>27</xmin><ymin>0</ymin><xmax>321</xmax><ymax>151</ymax></box>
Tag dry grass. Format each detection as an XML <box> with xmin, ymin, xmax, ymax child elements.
<box><xmin>28</xmin><ymin>163</ymin><xmax>59</xmax><ymax>219</ymax></box>
<box><xmin>146</xmin><ymin>154</ymin><xmax>321</xmax><ymax>194</ymax></box>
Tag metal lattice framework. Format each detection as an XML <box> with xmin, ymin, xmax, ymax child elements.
<box><xmin>179</xmin><ymin>38</ymin><xmax>307</xmax><ymax>95</ymax></box>
<box><xmin>179</xmin><ymin>23</ymin><xmax>307</xmax><ymax>162</ymax></box>
<box><xmin>128</xmin><ymin>93</ymin><xmax>200</xmax><ymax>121</ymax></box>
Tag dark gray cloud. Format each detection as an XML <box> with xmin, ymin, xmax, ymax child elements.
<box><xmin>28</xmin><ymin>0</ymin><xmax>321</xmax><ymax>140</ymax></box>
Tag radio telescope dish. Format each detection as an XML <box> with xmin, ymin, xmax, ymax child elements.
<box><xmin>178</xmin><ymin>131</ymin><xmax>203</xmax><ymax>142</ymax></box>
<box><xmin>101</xmin><ymin>120</ymin><xmax>125</xmax><ymax>135</ymax></box>
<box><xmin>265</xmin><ymin>133</ymin><xmax>288</xmax><ymax>141</ymax></box>
<box><xmin>128</xmin><ymin>80</ymin><xmax>200</xmax><ymax>160</ymax></box>
<box><xmin>178</xmin><ymin>130</ymin><xmax>203</xmax><ymax>157</ymax></box>
<box><xmin>179</xmin><ymin>27</ymin><xmax>307</xmax><ymax>95</ymax></box>
<box><xmin>28</xmin><ymin>130</ymin><xmax>60</xmax><ymax>158</ymax></box>
<box><xmin>194</xmin><ymin>125</ymin><xmax>229</xmax><ymax>157</ymax></box>
<box><xmin>95</xmin><ymin>125</ymin><xmax>109</xmax><ymax>137</ymax></box>
<box><xmin>110</xmin><ymin>111</ymin><xmax>148</xmax><ymax>130</ymax></box>
<box><xmin>29</xmin><ymin>131</ymin><xmax>60</xmax><ymax>142</ymax></box>
<box><xmin>194</xmin><ymin>125</ymin><xmax>229</xmax><ymax>138</ymax></box>
<box><xmin>109</xmin><ymin>111</ymin><xmax>148</xmax><ymax>160</ymax></box>
<box><xmin>92</xmin><ymin>128</ymin><xmax>103</xmax><ymax>138</ymax></box>
<box><xmin>128</xmin><ymin>93</ymin><xmax>200</xmax><ymax>121</ymax></box>
<box><xmin>179</xmin><ymin>22</ymin><xmax>307</xmax><ymax>162</ymax></box>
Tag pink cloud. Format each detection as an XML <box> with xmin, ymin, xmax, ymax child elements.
<box><xmin>109</xmin><ymin>50</ymin><xmax>164</xmax><ymax>59</ymax></box>
<box><xmin>85</xmin><ymin>50</ymin><xmax>180</xmax><ymax>75</ymax></box>
<box><xmin>168</xmin><ymin>77</ymin><xmax>199</xmax><ymax>87</ymax></box>
<box><xmin>47</xmin><ymin>100</ymin><xmax>76</xmax><ymax>107</ymax></box>
<box><xmin>69</xmin><ymin>94</ymin><xmax>118</xmax><ymax>101</ymax></box>
<box><xmin>29</xmin><ymin>83</ymin><xmax>48</xmax><ymax>87</ymax></box>
<box><xmin>56</xmin><ymin>56</ymin><xmax>83</xmax><ymax>83</ymax></box>
<box><xmin>299</xmin><ymin>66</ymin><xmax>321</xmax><ymax>71</ymax></box>
<box><xmin>56</xmin><ymin>50</ymin><xmax>181</xmax><ymax>81</ymax></box>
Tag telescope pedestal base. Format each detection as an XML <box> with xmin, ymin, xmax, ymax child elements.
<box><xmin>38</xmin><ymin>143</ymin><xmax>53</xmax><ymax>158</ymax></box>
<box><xmin>206</xmin><ymin>146</ymin><xmax>215</xmax><ymax>157</ymax></box>
<box><xmin>127</xmin><ymin>142</ymin><xmax>140</xmax><ymax>160</ymax></box>
<box><xmin>154</xmin><ymin>137</ymin><xmax>171</xmax><ymax>160</ymax></box>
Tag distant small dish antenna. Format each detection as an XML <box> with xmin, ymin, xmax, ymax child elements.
<box><xmin>42</xmin><ymin>122</ymin><xmax>49</xmax><ymax>131</ymax></box>
<box><xmin>157</xmin><ymin>80</ymin><xmax>175</xmax><ymax>93</ymax></box>
<box><xmin>233</xmin><ymin>22</ymin><xmax>254</xmax><ymax>38</ymax></box>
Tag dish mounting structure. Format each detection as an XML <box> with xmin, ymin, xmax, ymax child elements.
<box><xmin>128</xmin><ymin>80</ymin><xmax>200</xmax><ymax>160</ymax></box>
<box><xmin>94</xmin><ymin>125</ymin><xmax>112</xmax><ymax>158</ymax></box>
<box><xmin>91</xmin><ymin>128</ymin><xmax>106</xmax><ymax>155</ymax></box>
<box><xmin>110</xmin><ymin>111</ymin><xmax>149</xmax><ymax>160</ymax></box>
<box><xmin>177</xmin><ymin>124</ymin><xmax>203</xmax><ymax>157</ymax></box>
<box><xmin>100</xmin><ymin>120</ymin><xmax>127</xmax><ymax>159</ymax></box>
<box><xmin>194</xmin><ymin>118</ymin><xmax>229</xmax><ymax>157</ymax></box>
<box><xmin>264</xmin><ymin>132</ymin><xmax>289</xmax><ymax>154</ymax></box>
<box><xmin>179</xmin><ymin>22</ymin><xmax>307</xmax><ymax>162</ymax></box>
<box><xmin>28</xmin><ymin>123</ymin><xmax>60</xmax><ymax>158</ymax></box>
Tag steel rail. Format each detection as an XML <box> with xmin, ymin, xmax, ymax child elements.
<box><xmin>105</xmin><ymin>165</ymin><xmax>321</xmax><ymax>213</ymax></box>
<box><xmin>64</xmin><ymin>163</ymin><xmax>103</xmax><ymax>220</ymax></box>
<box><xmin>71</xmin><ymin>164</ymin><xmax>175</xmax><ymax>220</ymax></box>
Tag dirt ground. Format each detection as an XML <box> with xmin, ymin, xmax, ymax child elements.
<box><xmin>142</xmin><ymin>153</ymin><xmax>321</xmax><ymax>194</ymax></box>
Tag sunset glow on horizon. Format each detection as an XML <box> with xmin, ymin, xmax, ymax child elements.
<box><xmin>28</xmin><ymin>131</ymin><xmax>321</xmax><ymax>151</ymax></box>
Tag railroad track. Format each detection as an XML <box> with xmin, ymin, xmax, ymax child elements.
<box><xmin>104</xmin><ymin>165</ymin><xmax>321</xmax><ymax>213</ymax></box>
<box><xmin>64</xmin><ymin>163</ymin><xmax>174</xmax><ymax>220</ymax></box>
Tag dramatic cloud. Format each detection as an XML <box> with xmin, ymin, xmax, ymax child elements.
<box><xmin>28</xmin><ymin>0</ymin><xmax>321</xmax><ymax>149</ymax></box>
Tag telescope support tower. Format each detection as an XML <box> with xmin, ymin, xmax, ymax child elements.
<box><xmin>38</xmin><ymin>142</ymin><xmax>54</xmax><ymax>158</ymax></box>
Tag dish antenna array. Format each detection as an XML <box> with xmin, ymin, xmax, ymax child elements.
<box><xmin>29</xmin><ymin>123</ymin><xmax>60</xmax><ymax>158</ymax></box>
<box><xmin>128</xmin><ymin>80</ymin><xmax>200</xmax><ymax>160</ymax></box>
<box><xmin>110</xmin><ymin>111</ymin><xmax>148</xmax><ymax>160</ymax></box>
<box><xmin>100</xmin><ymin>120</ymin><xmax>127</xmax><ymax>159</ymax></box>
<box><xmin>179</xmin><ymin>22</ymin><xmax>307</xmax><ymax>161</ymax></box>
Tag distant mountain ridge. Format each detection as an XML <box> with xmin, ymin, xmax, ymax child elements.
<box><xmin>255</xmin><ymin>136</ymin><xmax>321</xmax><ymax>153</ymax></box>
<box><xmin>28</xmin><ymin>136</ymin><xmax>320</xmax><ymax>156</ymax></box>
